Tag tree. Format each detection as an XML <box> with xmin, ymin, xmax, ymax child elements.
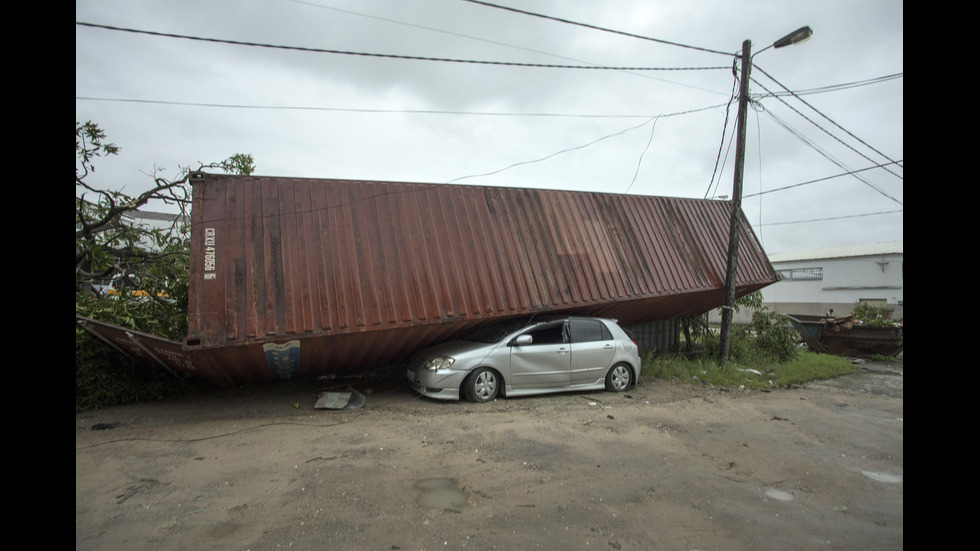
<box><xmin>680</xmin><ymin>290</ymin><xmax>765</xmax><ymax>353</ymax></box>
<box><xmin>75</xmin><ymin>121</ymin><xmax>254</xmax><ymax>409</ymax></box>
<box><xmin>75</xmin><ymin>121</ymin><xmax>254</xmax><ymax>306</ymax></box>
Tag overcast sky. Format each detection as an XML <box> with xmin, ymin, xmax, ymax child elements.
<box><xmin>76</xmin><ymin>0</ymin><xmax>903</xmax><ymax>255</ymax></box>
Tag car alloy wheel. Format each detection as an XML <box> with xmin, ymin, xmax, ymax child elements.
<box><xmin>605</xmin><ymin>363</ymin><xmax>632</xmax><ymax>392</ymax></box>
<box><xmin>466</xmin><ymin>368</ymin><xmax>499</xmax><ymax>403</ymax></box>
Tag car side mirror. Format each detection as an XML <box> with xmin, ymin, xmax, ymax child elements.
<box><xmin>512</xmin><ymin>334</ymin><xmax>533</xmax><ymax>346</ymax></box>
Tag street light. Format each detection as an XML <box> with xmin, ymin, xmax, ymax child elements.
<box><xmin>716</xmin><ymin>26</ymin><xmax>813</xmax><ymax>366</ymax></box>
<box><xmin>773</xmin><ymin>26</ymin><xmax>813</xmax><ymax>49</ymax></box>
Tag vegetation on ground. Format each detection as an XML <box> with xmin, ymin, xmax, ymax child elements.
<box><xmin>641</xmin><ymin>348</ymin><xmax>857</xmax><ymax>391</ymax></box>
<box><xmin>644</xmin><ymin>294</ymin><xmax>858</xmax><ymax>390</ymax></box>
<box><xmin>75</xmin><ymin>121</ymin><xmax>254</xmax><ymax>412</ymax></box>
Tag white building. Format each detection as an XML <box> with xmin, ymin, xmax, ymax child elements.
<box><xmin>121</xmin><ymin>209</ymin><xmax>189</xmax><ymax>250</ymax></box>
<box><xmin>761</xmin><ymin>241</ymin><xmax>903</xmax><ymax>320</ymax></box>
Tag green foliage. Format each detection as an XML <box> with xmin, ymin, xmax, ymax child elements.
<box><xmin>680</xmin><ymin>290</ymin><xmax>765</xmax><ymax>351</ymax></box>
<box><xmin>735</xmin><ymin>289</ymin><xmax>764</xmax><ymax>311</ymax></box>
<box><xmin>220</xmin><ymin>153</ymin><xmax>256</xmax><ymax>175</ymax></box>
<box><xmin>643</xmin><ymin>293</ymin><xmax>856</xmax><ymax>390</ymax></box>
<box><xmin>76</xmin><ymin>121</ymin><xmax>253</xmax><ymax>410</ymax></box>
<box><xmin>641</xmin><ymin>349</ymin><xmax>855</xmax><ymax>391</ymax></box>
<box><xmin>75</xmin><ymin>324</ymin><xmax>202</xmax><ymax>413</ymax></box>
<box><xmin>681</xmin><ymin>292</ymin><xmax>792</xmax><ymax>361</ymax></box>
<box><xmin>748</xmin><ymin>309</ymin><xmax>799</xmax><ymax>362</ymax></box>
<box><xmin>851</xmin><ymin>302</ymin><xmax>898</xmax><ymax>326</ymax></box>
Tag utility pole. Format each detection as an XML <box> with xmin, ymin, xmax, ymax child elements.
<box><xmin>716</xmin><ymin>27</ymin><xmax>812</xmax><ymax>365</ymax></box>
<box><xmin>717</xmin><ymin>39</ymin><xmax>752</xmax><ymax>366</ymax></box>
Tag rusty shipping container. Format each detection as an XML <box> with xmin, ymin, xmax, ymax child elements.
<box><xmin>76</xmin><ymin>173</ymin><xmax>778</xmax><ymax>386</ymax></box>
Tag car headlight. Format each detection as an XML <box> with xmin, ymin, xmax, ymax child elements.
<box><xmin>423</xmin><ymin>356</ymin><xmax>455</xmax><ymax>370</ymax></box>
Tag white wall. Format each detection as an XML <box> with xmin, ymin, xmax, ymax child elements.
<box><xmin>763</xmin><ymin>252</ymin><xmax>903</xmax><ymax>319</ymax></box>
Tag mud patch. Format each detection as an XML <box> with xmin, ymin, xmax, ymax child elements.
<box><xmin>415</xmin><ymin>478</ymin><xmax>467</xmax><ymax>510</ymax></box>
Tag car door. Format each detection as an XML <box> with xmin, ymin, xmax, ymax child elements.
<box><xmin>508</xmin><ymin>321</ymin><xmax>571</xmax><ymax>390</ymax></box>
<box><xmin>568</xmin><ymin>319</ymin><xmax>616</xmax><ymax>386</ymax></box>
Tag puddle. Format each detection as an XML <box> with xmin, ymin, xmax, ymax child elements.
<box><xmin>415</xmin><ymin>478</ymin><xmax>467</xmax><ymax>510</ymax></box>
<box><xmin>763</xmin><ymin>488</ymin><xmax>794</xmax><ymax>501</ymax></box>
<box><xmin>861</xmin><ymin>471</ymin><xmax>902</xmax><ymax>483</ymax></box>
<box><xmin>809</xmin><ymin>362</ymin><xmax>903</xmax><ymax>399</ymax></box>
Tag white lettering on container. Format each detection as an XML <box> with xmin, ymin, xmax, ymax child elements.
<box><xmin>204</xmin><ymin>227</ymin><xmax>217</xmax><ymax>279</ymax></box>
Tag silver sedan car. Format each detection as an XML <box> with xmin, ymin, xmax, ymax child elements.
<box><xmin>407</xmin><ymin>316</ymin><xmax>641</xmax><ymax>402</ymax></box>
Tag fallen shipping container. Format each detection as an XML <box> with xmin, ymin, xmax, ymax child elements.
<box><xmin>77</xmin><ymin>173</ymin><xmax>778</xmax><ymax>386</ymax></box>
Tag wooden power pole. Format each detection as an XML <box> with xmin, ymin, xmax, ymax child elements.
<box><xmin>717</xmin><ymin>39</ymin><xmax>752</xmax><ymax>366</ymax></box>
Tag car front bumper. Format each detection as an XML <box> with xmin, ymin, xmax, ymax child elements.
<box><xmin>406</xmin><ymin>368</ymin><xmax>467</xmax><ymax>401</ymax></box>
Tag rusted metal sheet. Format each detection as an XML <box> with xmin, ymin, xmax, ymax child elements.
<box><xmin>785</xmin><ymin>314</ymin><xmax>904</xmax><ymax>358</ymax></box>
<box><xmin>79</xmin><ymin>173</ymin><xmax>777</xmax><ymax>386</ymax></box>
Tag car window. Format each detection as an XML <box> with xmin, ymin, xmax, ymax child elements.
<box><xmin>520</xmin><ymin>322</ymin><xmax>566</xmax><ymax>345</ymax></box>
<box><xmin>569</xmin><ymin>319</ymin><xmax>613</xmax><ymax>343</ymax></box>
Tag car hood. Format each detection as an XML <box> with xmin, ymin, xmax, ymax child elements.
<box><xmin>416</xmin><ymin>339</ymin><xmax>501</xmax><ymax>361</ymax></box>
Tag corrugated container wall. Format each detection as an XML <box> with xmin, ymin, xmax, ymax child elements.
<box><xmin>175</xmin><ymin>174</ymin><xmax>775</xmax><ymax>383</ymax></box>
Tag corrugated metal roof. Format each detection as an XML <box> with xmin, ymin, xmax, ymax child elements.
<box><xmin>768</xmin><ymin>241</ymin><xmax>903</xmax><ymax>263</ymax></box>
<box><xmin>78</xmin><ymin>174</ymin><xmax>778</xmax><ymax>386</ymax></box>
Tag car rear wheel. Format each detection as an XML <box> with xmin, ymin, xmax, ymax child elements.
<box><xmin>605</xmin><ymin>363</ymin><xmax>632</xmax><ymax>392</ymax></box>
<box><xmin>465</xmin><ymin>368</ymin><xmax>499</xmax><ymax>403</ymax></box>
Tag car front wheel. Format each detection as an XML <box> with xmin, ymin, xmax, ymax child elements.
<box><xmin>465</xmin><ymin>368</ymin><xmax>499</xmax><ymax>403</ymax></box>
<box><xmin>605</xmin><ymin>363</ymin><xmax>632</xmax><ymax>392</ymax></box>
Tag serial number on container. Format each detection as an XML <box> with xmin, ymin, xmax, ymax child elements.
<box><xmin>204</xmin><ymin>227</ymin><xmax>217</xmax><ymax>279</ymax></box>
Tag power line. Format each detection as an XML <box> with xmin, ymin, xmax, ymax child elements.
<box><xmin>73</xmin><ymin>95</ymin><xmax>655</xmax><ymax>119</ymax></box>
<box><xmin>744</xmin><ymin>161</ymin><xmax>903</xmax><ymax>198</ymax></box>
<box><xmin>280</xmin><ymin>0</ymin><xmax>616</xmax><ymax>64</ymax></box>
<box><xmin>703</xmin><ymin>76</ymin><xmax>739</xmax><ymax>199</ymax></box>
<box><xmin>758</xmin><ymin>72</ymin><xmax>903</xmax><ymax>98</ymax></box>
<box><xmin>75</xmin><ymin>21</ymin><xmax>728</xmax><ymax>72</ymax></box>
<box><xmin>460</xmin><ymin>0</ymin><xmax>733</xmax><ymax>56</ymax></box>
<box><xmin>624</xmin><ymin>117</ymin><xmax>659</xmax><ymax>194</ymax></box>
<box><xmin>753</xmin><ymin>209</ymin><xmax>902</xmax><ymax>228</ymax></box>
<box><xmin>281</xmin><ymin>0</ymin><xmax>733</xmax><ymax>96</ymax></box>
<box><xmin>759</xmin><ymin>108</ymin><xmax>902</xmax><ymax>205</ymax></box>
<box><xmin>753</xmin><ymin>65</ymin><xmax>903</xmax><ymax>175</ymax></box>
<box><xmin>447</xmin><ymin>103</ymin><xmax>726</xmax><ymax>185</ymax></box>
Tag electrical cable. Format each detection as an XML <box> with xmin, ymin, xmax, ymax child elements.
<box><xmin>703</xmin><ymin>68</ymin><xmax>739</xmax><ymax>199</ymax></box>
<box><xmin>445</xmin><ymin>103</ymin><xmax>724</xmax><ymax>185</ymax></box>
<box><xmin>753</xmin><ymin>65</ymin><xmax>903</xmax><ymax>175</ymax></box>
<box><xmin>624</xmin><ymin>117</ymin><xmax>659</xmax><ymax>194</ymax></box>
<box><xmin>753</xmin><ymin>209</ymin><xmax>902</xmax><ymax>228</ymax></box>
<box><xmin>758</xmin><ymin>73</ymin><xmax>902</xmax><ymax>98</ymax></box>
<box><xmin>459</xmin><ymin>0</ymin><xmax>733</xmax><ymax>56</ymax></box>
<box><xmin>759</xmin><ymin>108</ymin><xmax>902</xmax><ymax>205</ymax></box>
<box><xmin>760</xmin><ymin>107</ymin><xmax>899</xmax><ymax>203</ymax></box>
<box><xmin>280</xmin><ymin>0</ymin><xmax>735</xmax><ymax>96</ymax></box>
<box><xmin>743</xmin><ymin>161</ymin><xmax>903</xmax><ymax>198</ymax></box>
<box><xmin>446</xmin><ymin>116</ymin><xmax>658</xmax><ymax>184</ymax></box>
<box><xmin>74</xmin><ymin>96</ymin><xmax>658</xmax><ymax>119</ymax></box>
<box><xmin>75</xmin><ymin>21</ymin><xmax>728</xmax><ymax>72</ymax></box>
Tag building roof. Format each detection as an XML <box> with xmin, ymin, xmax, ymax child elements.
<box><xmin>768</xmin><ymin>241</ymin><xmax>903</xmax><ymax>263</ymax></box>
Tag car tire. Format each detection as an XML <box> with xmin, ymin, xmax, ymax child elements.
<box><xmin>465</xmin><ymin>368</ymin><xmax>499</xmax><ymax>403</ymax></box>
<box><xmin>605</xmin><ymin>363</ymin><xmax>632</xmax><ymax>392</ymax></box>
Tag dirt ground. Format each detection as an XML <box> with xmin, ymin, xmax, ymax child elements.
<box><xmin>76</xmin><ymin>358</ymin><xmax>903</xmax><ymax>551</ymax></box>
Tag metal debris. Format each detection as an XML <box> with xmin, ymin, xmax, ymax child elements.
<box><xmin>314</xmin><ymin>388</ymin><xmax>366</xmax><ymax>410</ymax></box>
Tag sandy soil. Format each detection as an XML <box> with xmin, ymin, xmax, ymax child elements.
<box><xmin>76</xmin><ymin>360</ymin><xmax>903</xmax><ymax>551</ymax></box>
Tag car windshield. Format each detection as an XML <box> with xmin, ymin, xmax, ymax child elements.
<box><xmin>461</xmin><ymin>317</ymin><xmax>540</xmax><ymax>343</ymax></box>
